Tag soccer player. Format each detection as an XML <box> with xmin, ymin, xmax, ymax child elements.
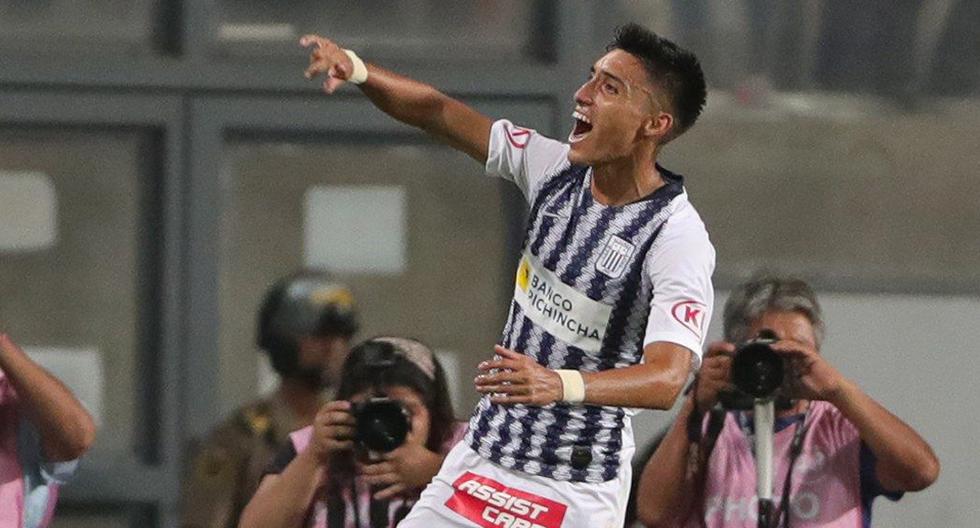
<box><xmin>301</xmin><ymin>23</ymin><xmax>713</xmax><ymax>527</ymax></box>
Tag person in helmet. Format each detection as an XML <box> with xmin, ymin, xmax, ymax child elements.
<box><xmin>180</xmin><ymin>270</ymin><xmax>358</xmax><ymax>528</ymax></box>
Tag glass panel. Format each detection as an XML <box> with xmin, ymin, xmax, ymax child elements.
<box><xmin>0</xmin><ymin>128</ymin><xmax>160</xmax><ymax>457</ymax></box>
<box><xmin>600</xmin><ymin>0</ymin><xmax>980</xmax><ymax>97</ymax></box>
<box><xmin>217</xmin><ymin>139</ymin><xmax>519</xmax><ymax>416</ymax></box>
<box><xmin>215</xmin><ymin>0</ymin><xmax>553</xmax><ymax>63</ymax></box>
<box><xmin>50</xmin><ymin>513</ymin><xmax>130</xmax><ymax>528</ymax></box>
<box><xmin>662</xmin><ymin>96</ymin><xmax>980</xmax><ymax>288</ymax></box>
<box><xmin>595</xmin><ymin>1</ymin><xmax>980</xmax><ymax>289</ymax></box>
<box><xmin>51</xmin><ymin>503</ymin><xmax>154</xmax><ymax>528</ymax></box>
<box><xmin>0</xmin><ymin>0</ymin><xmax>160</xmax><ymax>56</ymax></box>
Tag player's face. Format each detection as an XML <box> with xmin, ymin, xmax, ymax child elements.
<box><xmin>568</xmin><ymin>49</ymin><xmax>662</xmax><ymax>165</ymax></box>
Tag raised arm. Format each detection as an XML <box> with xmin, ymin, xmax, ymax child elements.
<box><xmin>772</xmin><ymin>339</ymin><xmax>941</xmax><ymax>492</ymax></box>
<box><xmin>301</xmin><ymin>35</ymin><xmax>493</xmax><ymax>163</ymax></box>
<box><xmin>0</xmin><ymin>333</ymin><xmax>96</xmax><ymax>462</ymax></box>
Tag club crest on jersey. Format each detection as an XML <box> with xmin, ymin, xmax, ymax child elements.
<box><xmin>595</xmin><ymin>235</ymin><xmax>635</xmax><ymax>279</ymax></box>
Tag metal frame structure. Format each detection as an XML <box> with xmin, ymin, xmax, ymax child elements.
<box><xmin>3</xmin><ymin>2</ymin><xmax>975</xmax><ymax>527</ymax></box>
<box><xmin>0</xmin><ymin>3</ymin><xmax>600</xmax><ymax>526</ymax></box>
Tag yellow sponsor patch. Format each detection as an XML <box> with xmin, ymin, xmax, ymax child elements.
<box><xmin>516</xmin><ymin>257</ymin><xmax>531</xmax><ymax>292</ymax></box>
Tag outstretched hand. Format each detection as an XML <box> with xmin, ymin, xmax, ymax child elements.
<box><xmin>474</xmin><ymin>345</ymin><xmax>563</xmax><ymax>406</ymax></box>
<box><xmin>300</xmin><ymin>34</ymin><xmax>355</xmax><ymax>94</ymax></box>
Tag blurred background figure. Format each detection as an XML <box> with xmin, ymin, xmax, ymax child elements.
<box><xmin>239</xmin><ymin>336</ymin><xmax>463</xmax><ymax>528</ymax></box>
<box><xmin>180</xmin><ymin>270</ymin><xmax>357</xmax><ymax>528</ymax></box>
<box><xmin>0</xmin><ymin>333</ymin><xmax>96</xmax><ymax>528</ymax></box>
<box><xmin>633</xmin><ymin>274</ymin><xmax>940</xmax><ymax>527</ymax></box>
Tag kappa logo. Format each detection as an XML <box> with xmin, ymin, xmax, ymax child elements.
<box><xmin>445</xmin><ymin>472</ymin><xmax>567</xmax><ymax>528</ymax></box>
<box><xmin>671</xmin><ymin>300</ymin><xmax>707</xmax><ymax>339</ymax></box>
<box><xmin>507</xmin><ymin>127</ymin><xmax>533</xmax><ymax>149</ymax></box>
<box><xmin>595</xmin><ymin>235</ymin><xmax>635</xmax><ymax>279</ymax></box>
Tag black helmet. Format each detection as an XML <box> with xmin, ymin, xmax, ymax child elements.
<box><xmin>257</xmin><ymin>270</ymin><xmax>358</xmax><ymax>380</ymax></box>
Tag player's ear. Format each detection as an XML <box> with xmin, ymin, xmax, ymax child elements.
<box><xmin>641</xmin><ymin>111</ymin><xmax>673</xmax><ymax>142</ymax></box>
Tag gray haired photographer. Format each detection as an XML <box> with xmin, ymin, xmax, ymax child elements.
<box><xmin>239</xmin><ymin>336</ymin><xmax>464</xmax><ymax>528</ymax></box>
<box><xmin>634</xmin><ymin>274</ymin><xmax>939</xmax><ymax>528</ymax></box>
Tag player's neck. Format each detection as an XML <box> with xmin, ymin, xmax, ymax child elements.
<box><xmin>591</xmin><ymin>150</ymin><xmax>664</xmax><ymax>206</ymax></box>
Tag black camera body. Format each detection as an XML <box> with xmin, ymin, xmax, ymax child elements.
<box><xmin>719</xmin><ymin>330</ymin><xmax>794</xmax><ymax>410</ymax></box>
<box><xmin>350</xmin><ymin>397</ymin><xmax>411</xmax><ymax>452</ymax></box>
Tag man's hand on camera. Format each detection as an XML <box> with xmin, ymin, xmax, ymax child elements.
<box><xmin>300</xmin><ymin>34</ymin><xmax>355</xmax><ymax>94</ymax></box>
<box><xmin>474</xmin><ymin>345</ymin><xmax>563</xmax><ymax>406</ymax></box>
<box><xmin>695</xmin><ymin>342</ymin><xmax>736</xmax><ymax>413</ymax></box>
<box><xmin>359</xmin><ymin>442</ymin><xmax>444</xmax><ymax>500</ymax></box>
<box><xmin>771</xmin><ymin>339</ymin><xmax>844</xmax><ymax>402</ymax></box>
<box><xmin>311</xmin><ymin>400</ymin><xmax>355</xmax><ymax>462</ymax></box>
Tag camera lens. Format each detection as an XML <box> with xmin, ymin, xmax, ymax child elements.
<box><xmin>731</xmin><ymin>341</ymin><xmax>784</xmax><ymax>398</ymax></box>
<box><xmin>354</xmin><ymin>398</ymin><xmax>411</xmax><ymax>452</ymax></box>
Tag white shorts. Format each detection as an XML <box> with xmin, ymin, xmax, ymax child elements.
<box><xmin>399</xmin><ymin>442</ymin><xmax>631</xmax><ymax>528</ymax></box>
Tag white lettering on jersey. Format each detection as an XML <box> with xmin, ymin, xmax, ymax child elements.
<box><xmin>514</xmin><ymin>250</ymin><xmax>612</xmax><ymax>352</ymax></box>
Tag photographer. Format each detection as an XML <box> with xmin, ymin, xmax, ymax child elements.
<box><xmin>635</xmin><ymin>274</ymin><xmax>940</xmax><ymax>527</ymax></box>
<box><xmin>239</xmin><ymin>337</ymin><xmax>464</xmax><ymax>528</ymax></box>
<box><xmin>182</xmin><ymin>270</ymin><xmax>357</xmax><ymax>528</ymax></box>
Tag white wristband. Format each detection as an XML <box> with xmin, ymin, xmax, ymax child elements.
<box><xmin>555</xmin><ymin>370</ymin><xmax>586</xmax><ymax>403</ymax></box>
<box><xmin>343</xmin><ymin>49</ymin><xmax>369</xmax><ymax>84</ymax></box>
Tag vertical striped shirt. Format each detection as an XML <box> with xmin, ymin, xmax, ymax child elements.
<box><xmin>465</xmin><ymin>120</ymin><xmax>716</xmax><ymax>483</ymax></box>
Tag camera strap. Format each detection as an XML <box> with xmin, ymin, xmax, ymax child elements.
<box><xmin>736</xmin><ymin>404</ymin><xmax>812</xmax><ymax>528</ymax></box>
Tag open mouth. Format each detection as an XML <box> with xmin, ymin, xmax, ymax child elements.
<box><xmin>568</xmin><ymin>110</ymin><xmax>593</xmax><ymax>143</ymax></box>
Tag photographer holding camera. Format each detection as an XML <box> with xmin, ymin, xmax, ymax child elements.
<box><xmin>634</xmin><ymin>274</ymin><xmax>939</xmax><ymax>528</ymax></box>
<box><xmin>239</xmin><ymin>337</ymin><xmax>464</xmax><ymax>528</ymax></box>
<box><xmin>182</xmin><ymin>271</ymin><xmax>357</xmax><ymax>528</ymax></box>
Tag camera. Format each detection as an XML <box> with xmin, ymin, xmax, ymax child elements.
<box><xmin>350</xmin><ymin>397</ymin><xmax>411</xmax><ymax>452</ymax></box>
<box><xmin>719</xmin><ymin>329</ymin><xmax>794</xmax><ymax>409</ymax></box>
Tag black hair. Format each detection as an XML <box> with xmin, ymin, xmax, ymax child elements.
<box><xmin>608</xmin><ymin>23</ymin><xmax>707</xmax><ymax>142</ymax></box>
<box><xmin>326</xmin><ymin>337</ymin><xmax>455</xmax><ymax>494</ymax></box>
<box><xmin>335</xmin><ymin>338</ymin><xmax>455</xmax><ymax>451</ymax></box>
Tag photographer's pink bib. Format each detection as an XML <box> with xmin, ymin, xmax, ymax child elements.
<box><xmin>686</xmin><ymin>401</ymin><xmax>865</xmax><ymax>527</ymax></box>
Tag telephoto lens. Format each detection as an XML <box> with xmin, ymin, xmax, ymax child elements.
<box><xmin>352</xmin><ymin>397</ymin><xmax>412</xmax><ymax>452</ymax></box>
<box><xmin>730</xmin><ymin>329</ymin><xmax>784</xmax><ymax>399</ymax></box>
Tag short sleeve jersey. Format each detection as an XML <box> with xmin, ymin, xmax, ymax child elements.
<box><xmin>465</xmin><ymin>120</ymin><xmax>715</xmax><ymax>483</ymax></box>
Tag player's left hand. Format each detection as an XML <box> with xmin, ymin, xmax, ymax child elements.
<box><xmin>474</xmin><ymin>345</ymin><xmax>563</xmax><ymax>406</ymax></box>
<box><xmin>770</xmin><ymin>339</ymin><xmax>845</xmax><ymax>402</ymax></box>
<box><xmin>358</xmin><ymin>442</ymin><xmax>444</xmax><ymax>500</ymax></box>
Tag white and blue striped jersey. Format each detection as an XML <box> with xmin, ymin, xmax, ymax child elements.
<box><xmin>464</xmin><ymin>120</ymin><xmax>716</xmax><ymax>483</ymax></box>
